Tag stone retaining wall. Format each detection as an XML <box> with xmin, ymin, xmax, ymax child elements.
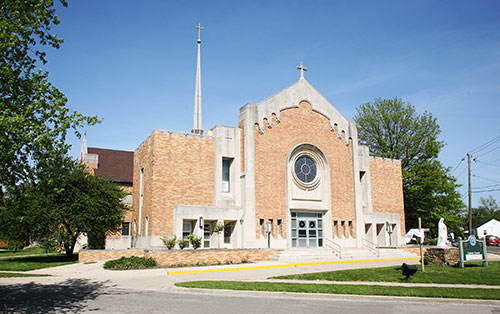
<box><xmin>425</xmin><ymin>247</ymin><xmax>459</xmax><ymax>266</ymax></box>
<box><xmin>79</xmin><ymin>249</ymin><xmax>280</xmax><ymax>267</ymax></box>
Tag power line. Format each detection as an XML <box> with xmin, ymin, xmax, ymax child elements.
<box><xmin>473</xmin><ymin>183</ymin><xmax>500</xmax><ymax>190</ymax></box>
<box><xmin>472</xmin><ymin>187</ymin><xmax>500</xmax><ymax>193</ymax></box>
<box><xmin>476</xmin><ymin>160</ymin><xmax>500</xmax><ymax>169</ymax></box>
<box><xmin>473</xmin><ymin>174</ymin><xmax>500</xmax><ymax>184</ymax></box>
<box><xmin>469</xmin><ymin>134</ymin><xmax>500</xmax><ymax>154</ymax></box>
<box><xmin>450</xmin><ymin>158</ymin><xmax>465</xmax><ymax>174</ymax></box>
<box><xmin>475</xmin><ymin>144</ymin><xmax>500</xmax><ymax>159</ymax></box>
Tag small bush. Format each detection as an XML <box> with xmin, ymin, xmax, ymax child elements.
<box><xmin>103</xmin><ymin>256</ymin><xmax>157</xmax><ymax>270</ymax></box>
<box><xmin>187</xmin><ymin>235</ymin><xmax>202</xmax><ymax>250</ymax></box>
<box><xmin>161</xmin><ymin>236</ymin><xmax>177</xmax><ymax>250</ymax></box>
<box><xmin>177</xmin><ymin>238</ymin><xmax>189</xmax><ymax>250</ymax></box>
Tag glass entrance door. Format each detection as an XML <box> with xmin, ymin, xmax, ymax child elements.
<box><xmin>291</xmin><ymin>212</ymin><xmax>323</xmax><ymax>248</ymax></box>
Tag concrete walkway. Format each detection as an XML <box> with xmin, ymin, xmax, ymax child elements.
<box><xmin>1</xmin><ymin>253</ymin><xmax>499</xmax><ymax>294</ymax></box>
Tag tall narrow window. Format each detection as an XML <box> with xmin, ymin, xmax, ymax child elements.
<box><xmin>121</xmin><ymin>222</ymin><xmax>130</xmax><ymax>236</ymax></box>
<box><xmin>145</xmin><ymin>216</ymin><xmax>149</xmax><ymax>236</ymax></box>
<box><xmin>277</xmin><ymin>219</ymin><xmax>282</xmax><ymax>237</ymax></box>
<box><xmin>222</xmin><ymin>158</ymin><xmax>232</xmax><ymax>193</ymax></box>
<box><xmin>259</xmin><ymin>219</ymin><xmax>264</xmax><ymax>237</ymax></box>
<box><xmin>183</xmin><ymin>221</ymin><xmax>193</xmax><ymax>240</ymax></box>
<box><xmin>139</xmin><ymin>167</ymin><xmax>144</xmax><ymax>236</ymax></box>
<box><xmin>224</xmin><ymin>222</ymin><xmax>234</xmax><ymax>244</ymax></box>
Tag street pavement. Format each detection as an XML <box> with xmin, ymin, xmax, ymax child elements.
<box><xmin>1</xmin><ymin>254</ymin><xmax>500</xmax><ymax>313</ymax></box>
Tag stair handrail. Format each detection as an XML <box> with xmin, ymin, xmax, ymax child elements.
<box><xmin>362</xmin><ymin>238</ymin><xmax>379</xmax><ymax>257</ymax></box>
<box><xmin>325</xmin><ymin>238</ymin><xmax>341</xmax><ymax>259</ymax></box>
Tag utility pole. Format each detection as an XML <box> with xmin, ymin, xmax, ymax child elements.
<box><xmin>467</xmin><ymin>153</ymin><xmax>472</xmax><ymax>237</ymax></box>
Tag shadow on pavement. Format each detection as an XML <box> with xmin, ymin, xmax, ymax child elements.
<box><xmin>0</xmin><ymin>278</ymin><xmax>113</xmax><ymax>313</ymax></box>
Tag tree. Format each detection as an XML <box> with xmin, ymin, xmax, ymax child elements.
<box><xmin>471</xmin><ymin>195</ymin><xmax>500</xmax><ymax>226</ymax></box>
<box><xmin>354</xmin><ymin>98</ymin><xmax>464</xmax><ymax>236</ymax></box>
<box><xmin>0</xmin><ymin>155</ymin><xmax>128</xmax><ymax>256</ymax></box>
<box><xmin>0</xmin><ymin>0</ymin><xmax>99</xmax><ymax>189</ymax></box>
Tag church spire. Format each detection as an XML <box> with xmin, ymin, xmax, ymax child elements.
<box><xmin>81</xmin><ymin>131</ymin><xmax>88</xmax><ymax>159</ymax></box>
<box><xmin>191</xmin><ymin>23</ymin><xmax>204</xmax><ymax>135</ymax></box>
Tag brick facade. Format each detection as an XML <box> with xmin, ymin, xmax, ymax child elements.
<box><xmin>79</xmin><ymin>249</ymin><xmax>279</xmax><ymax>267</ymax></box>
<box><xmin>370</xmin><ymin>158</ymin><xmax>406</xmax><ymax>235</ymax></box>
<box><xmin>253</xmin><ymin>101</ymin><xmax>356</xmax><ymax>239</ymax></box>
<box><xmin>133</xmin><ymin>131</ymin><xmax>215</xmax><ymax>237</ymax></box>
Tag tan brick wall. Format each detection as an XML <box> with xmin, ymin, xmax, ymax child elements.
<box><xmin>107</xmin><ymin>184</ymin><xmax>134</xmax><ymax>239</ymax></box>
<box><xmin>148</xmin><ymin>249</ymin><xmax>279</xmax><ymax>267</ymax></box>
<box><xmin>133</xmin><ymin>132</ymin><xmax>215</xmax><ymax>237</ymax></box>
<box><xmin>79</xmin><ymin>249</ymin><xmax>279</xmax><ymax>266</ymax></box>
<box><xmin>79</xmin><ymin>249</ymin><xmax>145</xmax><ymax>263</ymax></box>
<box><xmin>370</xmin><ymin>158</ymin><xmax>406</xmax><ymax>235</ymax></box>
<box><xmin>253</xmin><ymin>101</ymin><xmax>356</xmax><ymax>239</ymax></box>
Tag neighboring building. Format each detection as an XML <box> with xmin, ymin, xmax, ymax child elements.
<box><xmin>81</xmin><ymin>138</ymin><xmax>134</xmax><ymax>249</ymax></box>
<box><xmin>476</xmin><ymin>219</ymin><xmax>500</xmax><ymax>238</ymax></box>
<box><xmin>82</xmin><ymin>26</ymin><xmax>405</xmax><ymax>251</ymax></box>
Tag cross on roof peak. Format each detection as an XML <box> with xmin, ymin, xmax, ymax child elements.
<box><xmin>296</xmin><ymin>61</ymin><xmax>308</xmax><ymax>80</ymax></box>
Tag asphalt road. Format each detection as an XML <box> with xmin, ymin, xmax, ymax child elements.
<box><xmin>1</xmin><ymin>281</ymin><xmax>499</xmax><ymax>314</ymax></box>
<box><xmin>487</xmin><ymin>245</ymin><xmax>500</xmax><ymax>255</ymax></box>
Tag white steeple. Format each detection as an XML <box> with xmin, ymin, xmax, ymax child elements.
<box><xmin>191</xmin><ymin>22</ymin><xmax>204</xmax><ymax>135</ymax></box>
<box><xmin>81</xmin><ymin>131</ymin><xmax>88</xmax><ymax>158</ymax></box>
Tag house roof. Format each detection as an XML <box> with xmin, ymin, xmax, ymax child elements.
<box><xmin>87</xmin><ymin>147</ymin><xmax>134</xmax><ymax>183</ymax></box>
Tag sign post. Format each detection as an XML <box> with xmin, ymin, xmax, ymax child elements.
<box><xmin>418</xmin><ymin>218</ymin><xmax>429</xmax><ymax>272</ymax></box>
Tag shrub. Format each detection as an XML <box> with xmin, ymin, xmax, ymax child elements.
<box><xmin>161</xmin><ymin>236</ymin><xmax>177</xmax><ymax>250</ymax></box>
<box><xmin>103</xmin><ymin>256</ymin><xmax>157</xmax><ymax>270</ymax></box>
<box><xmin>187</xmin><ymin>235</ymin><xmax>202</xmax><ymax>250</ymax></box>
<box><xmin>177</xmin><ymin>238</ymin><xmax>189</xmax><ymax>250</ymax></box>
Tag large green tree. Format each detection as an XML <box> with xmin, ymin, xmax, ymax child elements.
<box><xmin>0</xmin><ymin>155</ymin><xmax>128</xmax><ymax>256</ymax></box>
<box><xmin>354</xmin><ymin>98</ymin><xmax>464</xmax><ymax>236</ymax></box>
<box><xmin>0</xmin><ymin>0</ymin><xmax>98</xmax><ymax>189</ymax></box>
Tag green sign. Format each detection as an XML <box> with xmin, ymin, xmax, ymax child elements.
<box><xmin>459</xmin><ymin>235</ymin><xmax>488</xmax><ymax>268</ymax></box>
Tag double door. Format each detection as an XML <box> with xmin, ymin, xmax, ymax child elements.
<box><xmin>291</xmin><ymin>212</ymin><xmax>323</xmax><ymax>248</ymax></box>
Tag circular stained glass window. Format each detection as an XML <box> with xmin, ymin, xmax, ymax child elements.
<box><xmin>294</xmin><ymin>155</ymin><xmax>317</xmax><ymax>183</ymax></box>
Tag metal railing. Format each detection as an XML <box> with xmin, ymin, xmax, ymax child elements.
<box><xmin>325</xmin><ymin>238</ymin><xmax>341</xmax><ymax>259</ymax></box>
<box><xmin>362</xmin><ymin>238</ymin><xmax>379</xmax><ymax>257</ymax></box>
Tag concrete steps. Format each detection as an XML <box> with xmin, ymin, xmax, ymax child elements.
<box><xmin>277</xmin><ymin>247</ymin><xmax>418</xmax><ymax>262</ymax></box>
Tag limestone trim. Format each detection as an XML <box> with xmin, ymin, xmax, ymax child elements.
<box><xmin>239</xmin><ymin>78</ymin><xmax>352</xmax><ymax>143</ymax></box>
<box><xmin>286</xmin><ymin>143</ymin><xmax>333</xmax><ymax>249</ymax></box>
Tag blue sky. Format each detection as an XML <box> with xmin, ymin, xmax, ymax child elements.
<box><xmin>45</xmin><ymin>0</ymin><xmax>500</xmax><ymax>207</ymax></box>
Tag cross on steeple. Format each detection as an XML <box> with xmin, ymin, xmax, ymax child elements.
<box><xmin>296</xmin><ymin>61</ymin><xmax>308</xmax><ymax>80</ymax></box>
<box><xmin>195</xmin><ymin>22</ymin><xmax>204</xmax><ymax>43</ymax></box>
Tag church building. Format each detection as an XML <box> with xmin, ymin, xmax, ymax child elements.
<box><xmin>81</xmin><ymin>25</ymin><xmax>405</xmax><ymax>251</ymax></box>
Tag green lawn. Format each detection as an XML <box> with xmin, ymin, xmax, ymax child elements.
<box><xmin>175</xmin><ymin>281</ymin><xmax>500</xmax><ymax>300</ymax></box>
<box><xmin>271</xmin><ymin>262</ymin><xmax>500</xmax><ymax>285</ymax></box>
<box><xmin>0</xmin><ymin>272</ymin><xmax>51</xmax><ymax>278</ymax></box>
<box><xmin>0</xmin><ymin>254</ymin><xmax>78</xmax><ymax>271</ymax></box>
<box><xmin>0</xmin><ymin>247</ymin><xmax>59</xmax><ymax>258</ymax></box>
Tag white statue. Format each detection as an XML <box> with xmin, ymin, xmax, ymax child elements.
<box><xmin>437</xmin><ymin>217</ymin><xmax>448</xmax><ymax>247</ymax></box>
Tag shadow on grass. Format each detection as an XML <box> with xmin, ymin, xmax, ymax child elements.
<box><xmin>0</xmin><ymin>279</ymin><xmax>112</xmax><ymax>313</ymax></box>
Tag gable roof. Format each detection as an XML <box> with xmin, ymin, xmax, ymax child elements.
<box><xmin>241</xmin><ymin>78</ymin><xmax>356</xmax><ymax>143</ymax></box>
<box><xmin>87</xmin><ymin>147</ymin><xmax>134</xmax><ymax>183</ymax></box>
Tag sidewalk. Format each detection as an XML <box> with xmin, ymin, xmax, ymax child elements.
<box><xmin>1</xmin><ymin>254</ymin><xmax>499</xmax><ymax>293</ymax></box>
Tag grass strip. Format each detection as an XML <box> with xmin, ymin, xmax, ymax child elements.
<box><xmin>0</xmin><ymin>247</ymin><xmax>59</xmax><ymax>257</ymax></box>
<box><xmin>272</xmin><ymin>262</ymin><xmax>500</xmax><ymax>286</ymax></box>
<box><xmin>175</xmin><ymin>281</ymin><xmax>500</xmax><ymax>300</ymax></box>
<box><xmin>0</xmin><ymin>254</ymin><xmax>78</xmax><ymax>271</ymax></box>
<box><xmin>0</xmin><ymin>272</ymin><xmax>51</xmax><ymax>278</ymax></box>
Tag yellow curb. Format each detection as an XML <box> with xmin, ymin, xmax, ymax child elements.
<box><xmin>167</xmin><ymin>257</ymin><xmax>420</xmax><ymax>275</ymax></box>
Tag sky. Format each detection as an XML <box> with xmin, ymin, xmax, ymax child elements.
<box><xmin>43</xmin><ymin>0</ymin><xmax>500</xmax><ymax>207</ymax></box>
